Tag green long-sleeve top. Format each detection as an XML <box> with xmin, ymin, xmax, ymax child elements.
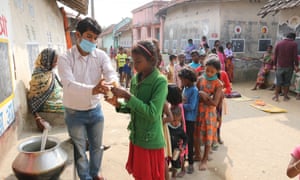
<box><xmin>117</xmin><ymin>68</ymin><xmax>168</xmax><ymax>149</ymax></box>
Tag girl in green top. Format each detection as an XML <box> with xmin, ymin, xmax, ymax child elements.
<box><xmin>108</xmin><ymin>40</ymin><xmax>167</xmax><ymax>180</ymax></box>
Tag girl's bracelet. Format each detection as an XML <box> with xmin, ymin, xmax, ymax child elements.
<box><xmin>294</xmin><ymin>163</ymin><xmax>300</xmax><ymax>171</ymax></box>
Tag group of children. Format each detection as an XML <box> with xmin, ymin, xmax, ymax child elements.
<box><xmin>114</xmin><ymin>47</ymin><xmax>133</xmax><ymax>88</ymax></box>
<box><xmin>161</xmin><ymin>51</ymin><xmax>232</xmax><ymax>179</ymax></box>
<box><xmin>107</xmin><ymin>38</ymin><xmax>233</xmax><ymax>180</ymax></box>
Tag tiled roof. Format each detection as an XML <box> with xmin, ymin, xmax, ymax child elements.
<box><xmin>115</xmin><ymin>20</ymin><xmax>132</xmax><ymax>35</ymax></box>
<box><xmin>156</xmin><ymin>0</ymin><xmax>193</xmax><ymax>16</ymax></box>
<box><xmin>57</xmin><ymin>0</ymin><xmax>89</xmax><ymax>15</ymax></box>
<box><xmin>258</xmin><ymin>0</ymin><xmax>300</xmax><ymax>18</ymax></box>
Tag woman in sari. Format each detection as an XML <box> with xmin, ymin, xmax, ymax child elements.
<box><xmin>252</xmin><ymin>45</ymin><xmax>274</xmax><ymax>90</ymax></box>
<box><xmin>27</xmin><ymin>48</ymin><xmax>63</xmax><ymax>131</ymax></box>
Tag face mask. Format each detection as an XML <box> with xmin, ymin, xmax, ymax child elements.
<box><xmin>79</xmin><ymin>39</ymin><xmax>96</xmax><ymax>53</ymax></box>
<box><xmin>204</xmin><ymin>73</ymin><xmax>218</xmax><ymax>81</ymax></box>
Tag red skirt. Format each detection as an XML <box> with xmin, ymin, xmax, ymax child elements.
<box><xmin>126</xmin><ymin>142</ymin><xmax>165</xmax><ymax>180</ymax></box>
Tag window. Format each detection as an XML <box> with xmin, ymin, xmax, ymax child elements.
<box><xmin>155</xmin><ymin>28</ymin><xmax>160</xmax><ymax>40</ymax></box>
<box><xmin>137</xmin><ymin>28</ymin><xmax>141</xmax><ymax>40</ymax></box>
<box><xmin>147</xmin><ymin>27</ymin><xmax>151</xmax><ymax>38</ymax></box>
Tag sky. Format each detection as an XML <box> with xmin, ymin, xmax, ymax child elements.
<box><xmin>91</xmin><ymin>0</ymin><xmax>155</xmax><ymax>28</ymax></box>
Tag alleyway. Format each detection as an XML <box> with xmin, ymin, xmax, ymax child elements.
<box><xmin>1</xmin><ymin>82</ymin><xmax>300</xmax><ymax>180</ymax></box>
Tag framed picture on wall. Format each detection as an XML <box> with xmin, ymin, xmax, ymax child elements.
<box><xmin>164</xmin><ymin>40</ymin><xmax>169</xmax><ymax>53</ymax></box>
<box><xmin>208</xmin><ymin>39</ymin><xmax>217</xmax><ymax>50</ymax></box>
<box><xmin>231</xmin><ymin>39</ymin><xmax>245</xmax><ymax>53</ymax></box>
<box><xmin>193</xmin><ymin>39</ymin><xmax>201</xmax><ymax>49</ymax></box>
<box><xmin>181</xmin><ymin>39</ymin><xmax>186</xmax><ymax>51</ymax></box>
<box><xmin>0</xmin><ymin>40</ymin><xmax>13</xmax><ymax>103</ymax></box>
<box><xmin>258</xmin><ymin>39</ymin><xmax>272</xmax><ymax>52</ymax></box>
<box><xmin>26</xmin><ymin>43</ymin><xmax>39</xmax><ymax>73</ymax></box>
<box><xmin>172</xmin><ymin>40</ymin><xmax>177</xmax><ymax>54</ymax></box>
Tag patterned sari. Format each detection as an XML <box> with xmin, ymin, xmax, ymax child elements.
<box><xmin>27</xmin><ymin>48</ymin><xmax>63</xmax><ymax>113</ymax></box>
<box><xmin>255</xmin><ymin>53</ymin><xmax>273</xmax><ymax>87</ymax></box>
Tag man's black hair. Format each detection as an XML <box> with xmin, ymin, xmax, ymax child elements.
<box><xmin>287</xmin><ymin>32</ymin><xmax>296</xmax><ymax>40</ymax></box>
<box><xmin>169</xmin><ymin>54</ymin><xmax>177</xmax><ymax>61</ymax></box>
<box><xmin>76</xmin><ymin>17</ymin><xmax>102</xmax><ymax>35</ymax></box>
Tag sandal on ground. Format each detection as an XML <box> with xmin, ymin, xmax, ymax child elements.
<box><xmin>177</xmin><ymin>170</ymin><xmax>185</xmax><ymax>178</ymax></box>
<box><xmin>93</xmin><ymin>176</ymin><xmax>106</xmax><ymax>180</ymax></box>
<box><xmin>212</xmin><ymin>143</ymin><xmax>219</xmax><ymax>151</ymax></box>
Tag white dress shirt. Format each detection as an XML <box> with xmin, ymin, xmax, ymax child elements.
<box><xmin>58</xmin><ymin>45</ymin><xmax>118</xmax><ymax>110</ymax></box>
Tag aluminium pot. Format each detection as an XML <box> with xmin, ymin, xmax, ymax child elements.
<box><xmin>12</xmin><ymin>136</ymin><xmax>67</xmax><ymax>180</ymax></box>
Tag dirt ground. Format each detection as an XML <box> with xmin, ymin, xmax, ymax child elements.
<box><xmin>1</xmin><ymin>82</ymin><xmax>300</xmax><ymax>180</ymax></box>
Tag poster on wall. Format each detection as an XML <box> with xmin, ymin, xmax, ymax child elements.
<box><xmin>27</xmin><ymin>43</ymin><xmax>39</xmax><ymax>73</ymax></box>
<box><xmin>0</xmin><ymin>0</ymin><xmax>15</xmax><ymax>136</ymax></box>
<box><xmin>164</xmin><ymin>40</ymin><xmax>169</xmax><ymax>53</ymax></box>
<box><xmin>172</xmin><ymin>40</ymin><xmax>177</xmax><ymax>54</ymax></box>
<box><xmin>0</xmin><ymin>40</ymin><xmax>13</xmax><ymax>102</ymax></box>
<box><xmin>181</xmin><ymin>39</ymin><xmax>186</xmax><ymax>51</ymax></box>
<box><xmin>258</xmin><ymin>39</ymin><xmax>272</xmax><ymax>52</ymax></box>
<box><xmin>295</xmin><ymin>38</ymin><xmax>300</xmax><ymax>55</ymax></box>
<box><xmin>208</xmin><ymin>39</ymin><xmax>217</xmax><ymax>50</ymax></box>
<box><xmin>231</xmin><ymin>39</ymin><xmax>245</xmax><ymax>53</ymax></box>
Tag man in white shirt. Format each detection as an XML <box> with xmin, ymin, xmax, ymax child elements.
<box><xmin>58</xmin><ymin>17</ymin><xmax>118</xmax><ymax>180</ymax></box>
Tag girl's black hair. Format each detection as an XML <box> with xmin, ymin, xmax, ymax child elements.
<box><xmin>178</xmin><ymin>68</ymin><xmax>197</xmax><ymax>82</ymax></box>
<box><xmin>226</xmin><ymin>42</ymin><xmax>231</xmax><ymax>48</ymax></box>
<box><xmin>205</xmin><ymin>57</ymin><xmax>221</xmax><ymax>79</ymax></box>
<box><xmin>211</xmin><ymin>48</ymin><xmax>217</xmax><ymax>54</ymax></box>
<box><xmin>214</xmin><ymin>40</ymin><xmax>220</xmax><ymax>46</ymax></box>
<box><xmin>76</xmin><ymin>17</ymin><xmax>102</xmax><ymax>35</ymax></box>
<box><xmin>219</xmin><ymin>45</ymin><xmax>224</xmax><ymax>53</ymax></box>
<box><xmin>131</xmin><ymin>39</ymin><xmax>160</xmax><ymax>66</ymax></box>
<box><xmin>167</xmin><ymin>84</ymin><xmax>182</xmax><ymax>106</ymax></box>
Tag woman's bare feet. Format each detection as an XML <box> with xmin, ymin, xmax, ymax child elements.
<box><xmin>283</xmin><ymin>96</ymin><xmax>290</xmax><ymax>101</ymax></box>
<box><xmin>272</xmin><ymin>96</ymin><xmax>279</xmax><ymax>102</ymax></box>
<box><xmin>199</xmin><ymin>161</ymin><xmax>208</xmax><ymax>171</ymax></box>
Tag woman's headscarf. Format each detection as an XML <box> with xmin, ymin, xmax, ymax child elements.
<box><xmin>27</xmin><ymin>48</ymin><xmax>57</xmax><ymax>113</ymax></box>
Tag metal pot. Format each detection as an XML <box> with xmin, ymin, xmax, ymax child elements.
<box><xmin>12</xmin><ymin>136</ymin><xmax>67</xmax><ymax>180</ymax></box>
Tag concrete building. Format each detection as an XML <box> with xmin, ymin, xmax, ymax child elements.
<box><xmin>0</xmin><ymin>0</ymin><xmax>87</xmax><ymax>166</ymax></box>
<box><xmin>132</xmin><ymin>1</ymin><xmax>169</xmax><ymax>45</ymax></box>
<box><xmin>114</xmin><ymin>18</ymin><xmax>133</xmax><ymax>49</ymax></box>
<box><xmin>99</xmin><ymin>24</ymin><xmax>115</xmax><ymax>53</ymax></box>
<box><xmin>156</xmin><ymin>0</ymin><xmax>278</xmax><ymax>58</ymax></box>
<box><xmin>258</xmin><ymin>0</ymin><xmax>300</xmax><ymax>46</ymax></box>
<box><xmin>113</xmin><ymin>17</ymin><xmax>132</xmax><ymax>49</ymax></box>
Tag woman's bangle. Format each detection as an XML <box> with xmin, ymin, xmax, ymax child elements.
<box><xmin>294</xmin><ymin>163</ymin><xmax>300</xmax><ymax>171</ymax></box>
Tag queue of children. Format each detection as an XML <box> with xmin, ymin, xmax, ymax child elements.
<box><xmin>105</xmin><ymin>38</ymin><xmax>232</xmax><ymax>179</ymax></box>
<box><xmin>161</xmin><ymin>40</ymin><xmax>232</xmax><ymax>177</ymax></box>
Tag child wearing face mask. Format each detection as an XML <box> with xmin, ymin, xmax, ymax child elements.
<box><xmin>196</xmin><ymin>57</ymin><xmax>223</xmax><ymax>171</ymax></box>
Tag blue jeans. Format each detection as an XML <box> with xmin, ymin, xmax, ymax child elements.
<box><xmin>65</xmin><ymin>105</ymin><xmax>104</xmax><ymax>180</ymax></box>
